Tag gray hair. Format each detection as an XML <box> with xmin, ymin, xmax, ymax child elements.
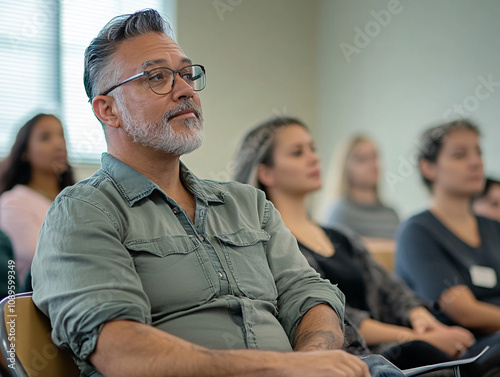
<box><xmin>83</xmin><ymin>8</ymin><xmax>172</xmax><ymax>102</ymax></box>
<box><xmin>233</xmin><ymin>116</ymin><xmax>308</xmax><ymax>193</ymax></box>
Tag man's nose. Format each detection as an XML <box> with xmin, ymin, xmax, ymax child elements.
<box><xmin>170</xmin><ymin>73</ymin><xmax>195</xmax><ymax>101</ymax></box>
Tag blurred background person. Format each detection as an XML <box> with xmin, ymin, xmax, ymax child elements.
<box><xmin>395</xmin><ymin>120</ymin><xmax>500</xmax><ymax>373</ymax></box>
<box><xmin>234</xmin><ymin>116</ymin><xmax>480</xmax><ymax>372</ymax></box>
<box><xmin>321</xmin><ymin>135</ymin><xmax>400</xmax><ymax>254</ymax></box>
<box><xmin>0</xmin><ymin>230</ymin><xmax>15</xmax><ymax>298</ymax></box>
<box><xmin>472</xmin><ymin>177</ymin><xmax>500</xmax><ymax>223</ymax></box>
<box><xmin>0</xmin><ymin>113</ymin><xmax>75</xmax><ymax>287</ymax></box>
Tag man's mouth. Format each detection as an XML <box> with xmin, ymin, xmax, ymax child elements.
<box><xmin>169</xmin><ymin>109</ymin><xmax>197</xmax><ymax>120</ymax></box>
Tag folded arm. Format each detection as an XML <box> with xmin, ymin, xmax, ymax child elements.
<box><xmin>358</xmin><ymin>317</ymin><xmax>474</xmax><ymax>358</ymax></box>
<box><xmin>439</xmin><ymin>285</ymin><xmax>500</xmax><ymax>333</ymax></box>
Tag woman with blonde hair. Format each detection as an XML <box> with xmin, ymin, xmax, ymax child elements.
<box><xmin>322</xmin><ymin>135</ymin><xmax>400</xmax><ymax>244</ymax></box>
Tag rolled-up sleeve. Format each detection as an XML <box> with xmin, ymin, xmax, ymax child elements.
<box><xmin>32</xmin><ymin>190</ymin><xmax>151</xmax><ymax>363</ymax></box>
<box><xmin>262</xmin><ymin>201</ymin><xmax>346</xmax><ymax>343</ymax></box>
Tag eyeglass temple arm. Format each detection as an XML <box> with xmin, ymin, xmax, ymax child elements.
<box><xmin>101</xmin><ymin>72</ymin><xmax>146</xmax><ymax>96</ymax></box>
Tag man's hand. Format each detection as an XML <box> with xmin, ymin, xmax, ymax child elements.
<box><xmin>280</xmin><ymin>349</ymin><xmax>371</xmax><ymax>377</ymax></box>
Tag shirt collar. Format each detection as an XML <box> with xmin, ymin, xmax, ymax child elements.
<box><xmin>100</xmin><ymin>153</ymin><xmax>226</xmax><ymax>206</ymax></box>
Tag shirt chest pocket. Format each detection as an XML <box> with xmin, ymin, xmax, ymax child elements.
<box><xmin>127</xmin><ymin>235</ymin><xmax>216</xmax><ymax>316</ymax></box>
<box><xmin>215</xmin><ymin>228</ymin><xmax>278</xmax><ymax>302</ymax></box>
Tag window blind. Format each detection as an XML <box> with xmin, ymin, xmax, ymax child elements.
<box><xmin>0</xmin><ymin>0</ymin><xmax>59</xmax><ymax>156</ymax></box>
<box><xmin>1</xmin><ymin>0</ymin><xmax>174</xmax><ymax>164</ymax></box>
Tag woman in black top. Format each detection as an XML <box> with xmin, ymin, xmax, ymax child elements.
<box><xmin>233</xmin><ymin>116</ymin><xmax>476</xmax><ymax>371</ymax></box>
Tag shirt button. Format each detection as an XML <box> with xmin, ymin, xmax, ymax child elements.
<box><xmin>172</xmin><ymin>207</ymin><xmax>179</xmax><ymax>214</ymax></box>
<box><xmin>218</xmin><ymin>271</ymin><xmax>225</xmax><ymax>279</ymax></box>
<box><xmin>198</xmin><ymin>235</ymin><xmax>205</xmax><ymax>242</ymax></box>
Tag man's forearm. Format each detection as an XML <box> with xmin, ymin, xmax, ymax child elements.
<box><xmin>90</xmin><ymin>320</ymin><xmax>285</xmax><ymax>377</ymax></box>
<box><xmin>90</xmin><ymin>319</ymin><xmax>372</xmax><ymax>377</ymax></box>
<box><xmin>292</xmin><ymin>304</ymin><xmax>344</xmax><ymax>351</ymax></box>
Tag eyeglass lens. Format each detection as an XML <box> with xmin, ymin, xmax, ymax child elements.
<box><xmin>147</xmin><ymin>65</ymin><xmax>205</xmax><ymax>95</ymax></box>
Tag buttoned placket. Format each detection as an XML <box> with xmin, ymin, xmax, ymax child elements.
<box><xmin>166</xmin><ymin>196</ymin><xmax>231</xmax><ymax>295</ymax></box>
<box><xmin>166</xmin><ymin>196</ymin><xmax>261</xmax><ymax>348</ymax></box>
<box><xmin>191</xmin><ymin>198</ymin><xmax>259</xmax><ymax>349</ymax></box>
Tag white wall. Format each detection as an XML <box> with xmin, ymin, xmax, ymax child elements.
<box><xmin>316</xmin><ymin>0</ymin><xmax>500</xmax><ymax>219</ymax></box>
<box><xmin>176</xmin><ymin>0</ymin><xmax>319</xmax><ymax>181</ymax></box>
<box><xmin>73</xmin><ymin>0</ymin><xmax>320</xmax><ymax>181</ymax></box>
<box><xmin>74</xmin><ymin>0</ymin><xmax>500</xmax><ymax>222</ymax></box>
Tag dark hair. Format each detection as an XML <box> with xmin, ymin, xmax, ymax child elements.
<box><xmin>0</xmin><ymin>114</ymin><xmax>75</xmax><ymax>195</ymax></box>
<box><xmin>473</xmin><ymin>177</ymin><xmax>500</xmax><ymax>201</ymax></box>
<box><xmin>84</xmin><ymin>9</ymin><xmax>172</xmax><ymax>102</ymax></box>
<box><xmin>233</xmin><ymin>116</ymin><xmax>308</xmax><ymax>193</ymax></box>
<box><xmin>418</xmin><ymin>119</ymin><xmax>480</xmax><ymax>189</ymax></box>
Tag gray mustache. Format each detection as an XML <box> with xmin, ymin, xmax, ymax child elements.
<box><xmin>164</xmin><ymin>100</ymin><xmax>203</xmax><ymax>121</ymax></box>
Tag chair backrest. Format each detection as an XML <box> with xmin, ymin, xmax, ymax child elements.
<box><xmin>363</xmin><ymin>238</ymin><xmax>396</xmax><ymax>272</ymax></box>
<box><xmin>369</xmin><ymin>249</ymin><xmax>395</xmax><ymax>272</ymax></box>
<box><xmin>0</xmin><ymin>292</ymin><xmax>80</xmax><ymax>377</ymax></box>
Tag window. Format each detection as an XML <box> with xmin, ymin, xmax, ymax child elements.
<box><xmin>0</xmin><ymin>0</ymin><xmax>176</xmax><ymax>164</ymax></box>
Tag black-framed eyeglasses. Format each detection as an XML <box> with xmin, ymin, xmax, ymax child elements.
<box><xmin>100</xmin><ymin>64</ymin><xmax>206</xmax><ymax>96</ymax></box>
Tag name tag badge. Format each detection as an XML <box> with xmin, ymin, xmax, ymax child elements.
<box><xmin>469</xmin><ymin>265</ymin><xmax>497</xmax><ymax>288</ymax></box>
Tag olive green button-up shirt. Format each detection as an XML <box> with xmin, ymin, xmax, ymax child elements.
<box><xmin>32</xmin><ymin>153</ymin><xmax>345</xmax><ymax>376</ymax></box>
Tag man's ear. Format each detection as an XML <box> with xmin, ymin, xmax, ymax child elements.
<box><xmin>257</xmin><ymin>164</ymin><xmax>275</xmax><ymax>188</ymax></box>
<box><xmin>419</xmin><ymin>159</ymin><xmax>437</xmax><ymax>183</ymax></box>
<box><xmin>92</xmin><ymin>95</ymin><xmax>121</xmax><ymax>129</ymax></box>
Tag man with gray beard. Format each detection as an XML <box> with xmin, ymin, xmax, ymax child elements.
<box><xmin>31</xmin><ymin>9</ymin><xmax>404</xmax><ymax>377</ymax></box>
<box><xmin>116</xmin><ymin>91</ymin><xmax>204</xmax><ymax>155</ymax></box>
